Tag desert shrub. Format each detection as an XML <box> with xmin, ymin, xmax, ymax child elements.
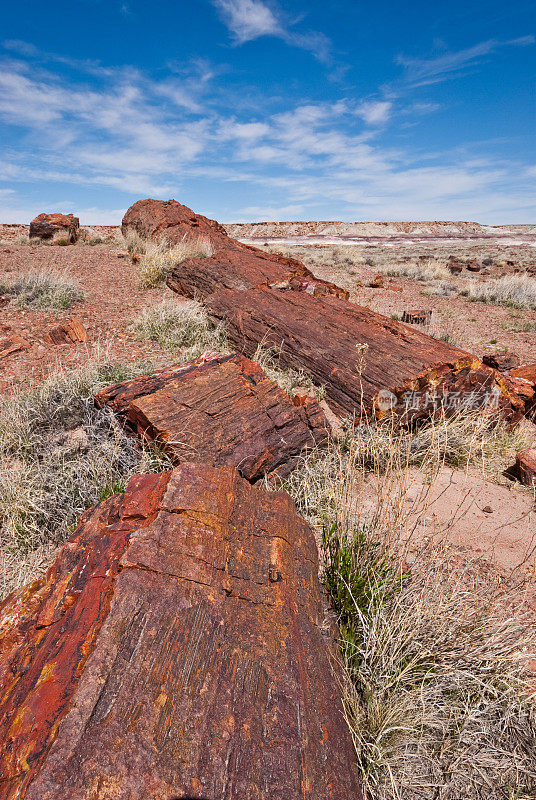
<box><xmin>502</xmin><ymin>319</ymin><xmax>536</xmax><ymax>333</ymax></box>
<box><xmin>0</xmin><ymin>361</ymin><xmax>171</xmax><ymax>566</ymax></box>
<box><xmin>252</xmin><ymin>345</ymin><xmax>319</xmax><ymax>398</ymax></box>
<box><xmin>461</xmin><ymin>275</ymin><xmax>536</xmax><ymax>310</ymax></box>
<box><xmin>277</xmin><ymin>411</ymin><xmax>536</xmax><ymax>799</ymax></box>
<box><xmin>0</xmin><ymin>270</ymin><xmax>84</xmax><ymax>310</ymax></box>
<box><xmin>379</xmin><ymin>259</ymin><xmax>451</xmax><ymax>283</ymax></box>
<box><xmin>132</xmin><ymin>299</ymin><xmax>227</xmax><ymax>357</ymax></box>
<box><xmin>120</xmin><ymin>229</ymin><xmax>215</xmax><ymax>287</ymax></box>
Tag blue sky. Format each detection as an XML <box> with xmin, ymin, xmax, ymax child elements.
<box><xmin>0</xmin><ymin>0</ymin><xmax>534</xmax><ymax>224</ymax></box>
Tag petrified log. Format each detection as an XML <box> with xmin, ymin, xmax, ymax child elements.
<box><xmin>509</xmin><ymin>364</ymin><xmax>536</xmax><ymax>419</ymax></box>
<box><xmin>205</xmin><ymin>286</ymin><xmax>523</xmax><ymax>422</ymax></box>
<box><xmin>0</xmin><ymin>464</ymin><xmax>362</xmax><ymax>800</ymax></box>
<box><xmin>44</xmin><ymin>316</ymin><xmax>87</xmax><ymax>345</ymax></box>
<box><xmin>515</xmin><ymin>448</ymin><xmax>536</xmax><ymax>486</ymax></box>
<box><xmin>29</xmin><ymin>213</ymin><xmax>79</xmax><ymax>244</ymax></box>
<box><xmin>167</xmin><ymin>246</ymin><xmax>348</xmax><ymax>300</ymax></box>
<box><xmin>123</xmin><ymin>199</ymin><xmax>347</xmax><ymax>299</ymax></box>
<box><xmin>122</xmin><ymin>198</ymin><xmax>230</xmax><ymax>249</ymax></box>
<box><xmin>0</xmin><ymin>334</ymin><xmax>29</xmax><ymax>359</ymax></box>
<box><xmin>95</xmin><ymin>352</ymin><xmax>329</xmax><ymax>480</ymax></box>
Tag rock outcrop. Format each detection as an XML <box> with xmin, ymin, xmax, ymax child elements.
<box><xmin>95</xmin><ymin>352</ymin><xmax>329</xmax><ymax>481</ymax></box>
<box><xmin>29</xmin><ymin>213</ymin><xmax>79</xmax><ymax>244</ymax></box>
<box><xmin>0</xmin><ymin>463</ymin><xmax>362</xmax><ymax>800</ymax></box>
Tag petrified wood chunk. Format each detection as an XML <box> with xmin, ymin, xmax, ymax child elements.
<box><xmin>509</xmin><ymin>364</ymin><xmax>536</xmax><ymax>418</ymax></box>
<box><xmin>206</xmin><ymin>287</ymin><xmax>523</xmax><ymax>422</ymax></box>
<box><xmin>0</xmin><ymin>464</ymin><xmax>362</xmax><ymax>800</ymax></box>
<box><xmin>0</xmin><ymin>334</ymin><xmax>30</xmax><ymax>359</ymax></box>
<box><xmin>402</xmin><ymin>309</ymin><xmax>433</xmax><ymax>325</ymax></box>
<box><xmin>95</xmin><ymin>352</ymin><xmax>329</xmax><ymax>480</ymax></box>
<box><xmin>482</xmin><ymin>352</ymin><xmax>521</xmax><ymax>371</ymax></box>
<box><xmin>515</xmin><ymin>448</ymin><xmax>536</xmax><ymax>486</ymax></box>
<box><xmin>122</xmin><ymin>198</ymin><xmax>230</xmax><ymax>249</ymax></box>
<box><xmin>29</xmin><ymin>213</ymin><xmax>79</xmax><ymax>244</ymax></box>
<box><xmin>167</xmin><ymin>247</ymin><xmax>348</xmax><ymax>301</ymax></box>
<box><xmin>44</xmin><ymin>316</ymin><xmax>87</xmax><ymax>345</ymax></box>
<box><xmin>123</xmin><ymin>199</ymin><xmax>347</xmax><ymax>300</ymax></box>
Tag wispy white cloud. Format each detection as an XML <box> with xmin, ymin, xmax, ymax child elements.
<box><xmin>212</xmin><ymin>0</ymin><xmax>332</xmax><ymax>62</ymax></box>
<box><xmin>355</xmin><ymin>101</ymin><xmax>392</xmax><ymax>125</ymax></box>
<box><xmin>0</xmin><ymin>43</ymin><xmax>534</xmax><ymax>224</ymax></box>
<box><xmin>397</xmin><ymin>36</ymin><xmax>535</xmax><ymax>87</ymax></box>
<box><xmin>213</xmin><ymin>0</ymin><xmax>281</xmax><ymax>43</ymax></box>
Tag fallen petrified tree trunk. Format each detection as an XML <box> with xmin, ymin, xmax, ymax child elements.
<box><xmin>0</xmin><ymin>464</ymin><xmax>362</xmax><ymax>800</ymax></box>
<box><xmin>122</xmin><ymin>199</ymin><xmax>347</xmax><ymax>299</ymax></box>
<box><xmin>95</xmin><ymin>352</ymin><xmax>329</xmax><ymax>481</ymax></box>
<box><xmin>205</xmin><ymin>287</ymin><xmax>523</xmax><ymax>422</ymax></box>
<box><xmin>167</xmin><ymin>247</ymin><xmax>348</xmax><ymax>300</ymax></box>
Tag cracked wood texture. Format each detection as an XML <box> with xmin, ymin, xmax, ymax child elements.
<box><xmin>167</xmin><ymin>247</ymin><xmax>348</xmax><ymax>301</ymax></box>
<box><xmin>122</xmin><ymin>199</ymin><xmax>347</xmax><ymax>299</ymax></box>
<box><xmin>206</xmin><ymin>286</ymin><xmax>523</xmax><ymax>422</ymax></box>
<box><xmin>0</xmin><ymin>463</ymin><xmax>362</xmax><ymax>800</ymax></box>
<box><xmin>95</xmin><ymin>352</ymin><xmax>329</xmax><ymax>481</ymax></box>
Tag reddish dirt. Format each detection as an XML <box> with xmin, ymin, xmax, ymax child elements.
<box><xmin>0</xmin><ymin>242</ymin><xmax>171</xmax><ymax>392</ymax></box>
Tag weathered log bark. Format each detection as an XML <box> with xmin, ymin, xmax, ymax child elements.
<box><xmin>44</xmin><ymin>317</ymin><xmax>87</xmax><ymax>345</ymax></box>
<box><xmin>205</xmin><ymin>287</ymin><xmax>523</xmax><ymax>422</ymax></box>
<box><xmin>515</xmin><ymin>448</ymin><xmax>536</xmax><ymax>486</ymax></box>
<box><xmin>95</xmin><ymin>352</ymin><xmax>329</xmax><ymax>481</ymax></box>
<box><xmin>0</xmin><ymin>464</ymin><xmax>362</xmax><ymax>800</ymax></box>
<box><xmin>29</xmin><ymin>213</ymin><xmax>79</xmax><ymax>244</ymax></box>
<box><xmin>167</xmin><ymin>247</ymin><xmax>348</xmax><ymax>300</ymax></box>
<box><xmin>0</xmin><ymin>335</ymin><xmax>29</xmax><ymax>359</ymax></box>
<box><xmin>121</xmin><ymin>198</ymin><xmax>231</xmax><ymax>249</ymax></box>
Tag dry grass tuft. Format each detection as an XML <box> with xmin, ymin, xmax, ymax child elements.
<box><xmin>121</xmin><ymin>229</ymin><xmax>215</xmax><ymax>287</ymax></box>
<box><xmin>132</xmin><ymin>299</ymin><xmax>227</xmax><ymax>358</ymax></box>
<box><xmin>277</xmin><ymin>408</ymin><xmax>536</xmax><ymax>799</ymax></box>
<box><xmin>0</xmin><ymin>360</ymin><xmax>172</xmax><ymax>591</ymax></box>
<box><xmin>0</xmin><ymin>270</ymin><xmax>84</xmax><ymax>310</ymax></box>
<box><xmin>379</xmin><ymin>259</ymin><xmax>451</xmax><ymax>283</ymax></box>
<box><xmin>461</xmin><ymin>275</ymin><xmax>536</xmax><ymax>310</ymax></box>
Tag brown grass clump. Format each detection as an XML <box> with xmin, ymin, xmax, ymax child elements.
<box><xmin>132</xmin><ymin>299</ymin><xmax>227</xmax><ymax>357</ymax></box>
<box><xmin>0</xmin><ymin>360</ymin><xmax>172</xmax><ymax>598</ymax></box>
<box><xmin>121</xmin><ymin>229</ymin><xmax>215</xmax><ymax>287</ymax></box>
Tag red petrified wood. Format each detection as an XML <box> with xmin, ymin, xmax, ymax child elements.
<box><xmin>122</xmin><ymin>199</ymin><xmax>348</xmax><ymax>299</ymax></box>
<box><xmin>206</xmin><ymin>287</ymin><xmax>523</xmax><ymax>422</ymax></box>
<box><xmin>29</xmin><ymin>213</ymin><xmax>79</xmax><ymax>244</ymax></box>
<box><xmin>0</xmin><ymin>463</ymin><xmax>362</xmax><ymax>800</ymax></box>
<box><xmin>515</xmin><ymin>449</ymin><xmax>536</xmax><ymax>486</ymax></box>
<box><xmin>95</xmin><ymin>352</ymin><xmax>329</xmax><ymax>480</ymax></box>
<box><xmin>0</xmin><ymin>335</ymin><xmax>30</xmax><ymax>359</ymax></box>
<box><xmin>44</xmin><ymin>317</ymin><xmax>88</xmax><ymax>345</ymax></box>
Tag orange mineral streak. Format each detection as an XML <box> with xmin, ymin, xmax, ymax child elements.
<box><xmin>0</xmin><ymin>471</ymin><xmax>170</xmax><ymax>799</ymax></box>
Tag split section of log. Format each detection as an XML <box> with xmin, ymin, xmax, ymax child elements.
<box><xmin>95</xmin><ymin>352</ymin><xmax>329</xmax><ymax>481</ymax></box>
<box><xmin>206</xmin><ymin>287</ymin><xmax>523</xmax><ymax>422</ymax></box>
<box><xmin>44</xmin><ymin>317</ymin><xmax>87</xmax><ymax>345</ymax></box>
<box><xmin>0</xmin><ymin>463</ymin><xmax>362</xmax><ymax>800</ymax></box>
<box><xmin>167</xmin><ymin>247</ymin><xmax>348</xmax><ymax>300</ymax></box>
<box><xmin>0</xmin><ymin>335</ymin><xmax>30</xmax><ymax>359</ymax></box>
